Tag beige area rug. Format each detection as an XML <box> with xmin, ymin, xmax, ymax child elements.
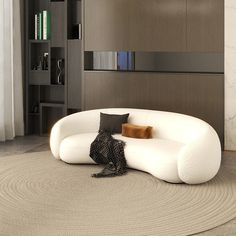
<box><xmin>0</xmin><ymin>151</ymin><xmax>236</xmax><ymax>236</ymax></box>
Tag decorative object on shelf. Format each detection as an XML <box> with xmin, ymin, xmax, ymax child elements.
<box><xmin>93</xmin><ymin>52</ymin><xmax>117</xmax><ymax>70</ymax></box>
<box><xmin>72</xmin><ymin>23</ymin><xmax>82</xmax><ymax>39</ymax></box>
<box><xmin>56</xmin><ymin>59</ymin><xmax>64</xmax><ymax>84</ymax></box>
<box><xmin>51</xmin><ymin>58</ymin><xmax>64</xmax><ymax>85</ymax></box>
<box><xmin>32</xmin><ymin>52</ymin><xmax>49</xmax><ymax>71</ymax></box>
<box><xmin>31</xmin><ymin>102</ymin><xmax>39</xmax><ymax>113</ymax></box>
<box><xmin>32</xmin><ymin>64</ymin><xmax>38</xmax><ymax>70</ymax></box>
<box><xmin>42</xmin><ymin>52</ymin><xmax>49</xmax><ymax>70</ymax></box>
<box><xmin>37</xmin><ymin>60</ymin><xmax>43</xmax><ymax>70</ymax></box>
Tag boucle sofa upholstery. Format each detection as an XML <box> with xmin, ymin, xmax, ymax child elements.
<box><xmin>50</xmin><ymin>108</ymin><xmax>221</xmax><ymax>184</ymax></box>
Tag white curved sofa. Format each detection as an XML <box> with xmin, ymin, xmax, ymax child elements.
<box><xmin>50</xmin><ymin>108</ymin><xmax>221</xmax><ymax>184</ymax></box>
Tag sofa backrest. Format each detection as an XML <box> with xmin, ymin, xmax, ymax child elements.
<box><xmin>68</xmin><ymin>108</ymin><xmax>211</xmax><ymax>144</ymax></box>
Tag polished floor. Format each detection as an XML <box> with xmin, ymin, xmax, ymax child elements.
<box><xmin>0</xmin><ymin>136</ymin><xmax>235</xmax><ymax>236</ymax></box>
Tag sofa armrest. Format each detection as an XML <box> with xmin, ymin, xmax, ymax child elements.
<box><xmin>177</xmin><ymin>126</ymin><xmax>221</xmax><ymax>184</ymax></box>
<box><xmin>50</xmin><ymin>114</ymin><xmax>81</xmax><ymax>159</ymax></box>
<box><xmin>50</xmin><ymin>110</ymin><xmax>100</xmax><ymax>159</ymax></box>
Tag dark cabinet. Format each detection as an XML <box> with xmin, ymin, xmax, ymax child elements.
<box><xmin>26</xmin><ymin>0</ymin><xmax>83</xmax><ymax>135</ymax></box>
<box><xmin>187</xmin><ymin>0</ymin><xmax>224</xmax><ymax>52</ymax></box>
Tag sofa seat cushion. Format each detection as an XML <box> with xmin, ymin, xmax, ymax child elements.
<box><xmin>59</xmin><ymin>133</ymin><xmax>185</xmax><ymax>183</ymax></box>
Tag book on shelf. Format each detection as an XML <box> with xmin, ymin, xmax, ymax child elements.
<box><xmin>34</xmin><ymin>14</ymin><xmax>38</xmax><ymax>40</ymax></box>
<box><xmin>78</xmin><ymin>23</ymin><xmax>82</xmax><ymax>40</ymax></box>
<box><xmin>93</xmin><ymin>52</ymin><xmax>117</xmax><ymax>70</ymax></box>
<box><xmin>38</xmin><ymin>13</ymin><xmax>42</xmax><ymax>40</ymax></box>
<box><xmin>34</xmin><ymin>11</ymin><xmax>50</xmax><ymax>40</ymax></box>
<box><xmin>43</xmin><ymin>10</ymin><xmax>50</xmax><ymax>40</ymax></box>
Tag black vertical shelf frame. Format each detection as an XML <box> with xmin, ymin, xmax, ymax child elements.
<box><xmin>25</xmin><ymin>0</ymin><xmax>83</xmax><ymax>136</ymax></box>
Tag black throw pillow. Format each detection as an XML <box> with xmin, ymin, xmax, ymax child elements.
<box><xmin>99</xmin><ymin>112</ymin><xmax>129</xmax><ymax>134</ymax></box>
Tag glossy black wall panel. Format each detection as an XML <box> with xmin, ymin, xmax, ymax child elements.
<box><xmin>84</xmin><ymin>52</ymin><xmax>224</xmax><ymax>73</ymax></box>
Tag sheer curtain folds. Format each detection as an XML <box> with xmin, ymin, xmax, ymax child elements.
<box><xmin>0</xmin><ymin>0</ymin><xmax>24</xmax><ymax>141</ymax></box>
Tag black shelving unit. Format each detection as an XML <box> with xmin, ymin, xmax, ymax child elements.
<box><xmin>40</xmin><ymin>102</ymin><xmax>65</xmax><ymax>136</ymax></box>
<box><xmin>25</xmin><ymin>0</ymin><xmax>83</xmax><ymax>136</ymax></box>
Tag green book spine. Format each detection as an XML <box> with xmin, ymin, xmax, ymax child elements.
<box><xmin>39</xmin><ymin>13</ymin><xmax>42</xmax><ymax>40</ymax></box>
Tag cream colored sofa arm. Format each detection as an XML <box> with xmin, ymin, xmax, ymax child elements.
<box><xmin>177</xmin><ymin>126</ymin><xmax>221</xmax><ymax>184</ymax></box>
<box><xmin>50</xmin><ymin>113</ymin><xmax>91</xmax><ymax>159</ymax></box>
<box><xmin>50</xmin><ymin>115</ymin><xmax>78</xmax><ymax>159</ymax></box>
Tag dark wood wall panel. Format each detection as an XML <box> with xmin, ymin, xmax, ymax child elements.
<box><xmin>129</xmin><ymin>0</ymin><xmax>186</xmax><ymax>52</ymax></box>
<box><xmin>84</xmin><ymin>72</ymin><xmax>224</xmax><ymax>145</ymax></box>
<box><xmin>85</xmin><ymin>0</ymin><xmax>130</xmax><ymax>51</ymax></box>
<box><xmin>187</xmin><ymin>0</ymin><xmax>224</xmax><ymax>52</ymax></box>
<box><xmin>85</xmin><ymin>0</ymin><xmax>186</xmax><ymax>51</ymax></box>
<box><xmin>85</xmin><ymin>0</ymin><xmax>224</xmax><ymax>52</ymax></box>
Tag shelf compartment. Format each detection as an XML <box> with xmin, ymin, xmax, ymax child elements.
<box><xmin>67</xmin><ymin>0</ymin><xmax>82</xmax><ymax>40</ymax></box>
<box><xmin>28</xmin><ymin>113</ymin><xmax>40</xmax><ymax>116</ymax></box>
<box><xmin>29</xmin><ymin>41</ymin><xmax>50</xmax><ymax>71</ymax></box>
<box><xmin>40</xmin><ymin>103</ymin><xmax>65</xmax><ymax>135</ymax></box>
<box><xmin>28</xmin><ymin>116</ymin><xmax>40</xmax><ymax>135</ymax></box>
<box><xmin>51</xmin><ymin>47</ymin><xmax>65</xmax><ymax>84</ymax></box>
<box><xmin>40</xmin><ymin>85</ymin><xmax>65</xmax><ymax>103</ymax></box>
<box><xmin>28</xmin><ymin>0</ymin><xmax>50</xmax><ymax>39</ymax></box>
<box><xmin>29</xmin><ymin>70</ymin><xmax>50</xmax><ymax>85</ymax></box>
<box><xmin>28</xmin><ymin>85</ymin><xmax>40</xmax><ymax>112</ymax></box>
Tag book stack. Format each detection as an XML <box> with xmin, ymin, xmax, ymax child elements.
<box><xmin>93</xmin><ymin>52</ymin><xmax>117</xmax><ymax>70</ymax></box>
<box><xmin>34</xmin><ymin>11</ymin><xmax>50</xmax><ymax>40</ymax></box>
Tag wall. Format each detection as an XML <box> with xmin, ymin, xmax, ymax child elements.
<box><xmin>225</xmin><ymin>0</ymin><xmax>236</xmax><ymax>150</ymax></box>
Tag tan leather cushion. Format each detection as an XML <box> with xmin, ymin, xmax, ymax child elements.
<box><xmin>122</xmin><ymin>123</ymin><xmax>153</xmax><ymax>139</ymax></box>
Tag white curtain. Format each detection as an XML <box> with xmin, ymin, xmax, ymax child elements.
<box><xmin>0</xmin><ymin>0</ymin><xmax>24</xmax><ymax>141</ymax></box>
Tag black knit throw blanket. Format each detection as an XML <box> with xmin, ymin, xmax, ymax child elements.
<box><xmin>89</xmin><ymin>131</ymin><xmax>127</xmax><ymax>178</ymax></box>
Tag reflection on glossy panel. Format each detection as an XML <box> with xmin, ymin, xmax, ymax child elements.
<box><xmin>84</xmin><ymin>51</ymin><xmax>224</xmax><ymax>73</ymax></box>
